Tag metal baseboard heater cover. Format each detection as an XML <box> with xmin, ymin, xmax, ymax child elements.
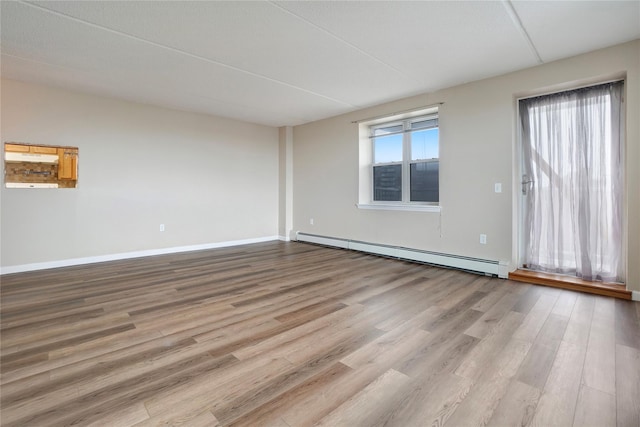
<box><xmin>296</xmin><ymin>232</ymin><xmax>509</xmax><ymax>278</ymax></box>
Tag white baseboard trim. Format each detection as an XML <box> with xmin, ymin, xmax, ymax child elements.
<box><xmin>633</xmin><ymin>291</ymin><xmax>640</xmax><ymax>302</ymax></box>
<box><xmin>278</xmin><ymin>235</ymin><xmax>290</xmax><ymax>242</ymax></box>
<box><xmin>0</xmin><ymin>235</ymin><xmax>280</xmax><ymax>275</ymax></box>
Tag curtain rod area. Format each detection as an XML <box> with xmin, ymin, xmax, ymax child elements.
<box><xmin>516</xmin><ymin>78</ymin><xmax>625</xmax><ymax>102</ymax></box>
<box><xmin>351</xmin><ymin>102</ymin><xmax>444</xmax><ymax>124</ymax></box>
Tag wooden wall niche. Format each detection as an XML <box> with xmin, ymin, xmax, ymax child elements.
<box><xmin>4</xmin><ymin>142</ymin><xmax>78</xmax><ymax>188</ymax></box>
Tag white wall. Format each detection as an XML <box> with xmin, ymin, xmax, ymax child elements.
<box><xmin>0</xmin><ymin>79</ymin><xmax>280</xmax><ymax>270</ymax></box>
<box><xmin>292</xmin><ymin>40</ymin><xmax>640</xmax><ymax>292</ymax></box>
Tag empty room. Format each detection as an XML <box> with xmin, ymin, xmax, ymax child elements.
<box><xmin>1</xmin><ymin>1</ymin><xmax>639</xmax><ymax>426</ymax></box>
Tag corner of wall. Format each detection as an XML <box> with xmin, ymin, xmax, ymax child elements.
<box><xmin>278</xmin><ymin>126</ymin><xmax>294</xmax><ymax>240</ymax></box>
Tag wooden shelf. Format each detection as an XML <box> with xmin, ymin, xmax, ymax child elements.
<box><xmin>509</xmin><ymin>269</ymin><xmax>631</xmax><ymax>300</ymax></box>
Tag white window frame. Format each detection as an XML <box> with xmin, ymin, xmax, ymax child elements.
<box><xmin>366</xmin><ymin>113</ymin><xmax>439</xmax><ymax>210</ymax></box>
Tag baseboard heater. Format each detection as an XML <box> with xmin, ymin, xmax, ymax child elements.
<box><xmin>296</xmin><ymin>232</ymin><xmax>508</xmax><ymax>278</ymax></box>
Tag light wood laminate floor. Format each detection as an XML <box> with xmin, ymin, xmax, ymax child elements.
<box><xmin>1</xmin><ymin>241</ymin><xmax>639</xmax><ymax>426</ymax></box>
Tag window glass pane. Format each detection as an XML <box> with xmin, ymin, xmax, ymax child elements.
<box><xmin>410</xmin><ymin>161</ymin><xmax>439</xmax><ymax>202</ymax></box>
<box><xmin>373</xmin><ymin>124</ymin><xmax>403</xmax><ymax>136</ymax></box>
<box><xmin>411</xmin><ymin>128</ymin><xmax>439</xmax><ymax>161</ymax></box>
<box><xmin>373</xmin><ymin>164</ymin><xmax>402</xmax><ymax>201</ymax></box>
<box><xmin>411</xmin><ymin>118</ymin><xmax>438</xmax><ymax>130</ymax></box>
<box><xmin>374</xmin><ymin>134</ymin><xmax>403</xmax><ymax>163</ymax></box>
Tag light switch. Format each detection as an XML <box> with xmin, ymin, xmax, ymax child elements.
<box><xmin>494</xmin><ymin>183</ymin><xmax>502</xmax><ymax>193</ymax></box>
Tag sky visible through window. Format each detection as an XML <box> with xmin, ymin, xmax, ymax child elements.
<box><xmin>374</xmin><ymin>128</ymin><xmax>439</xmax><ymax>163</ymax></box>
<box><xmin>412</xmin><ymin>128</ymin><xmax>439</xmax><ymax>161</ymax></box>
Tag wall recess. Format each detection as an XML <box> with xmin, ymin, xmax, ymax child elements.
<box><xmin>4</xmin><ymin>142</ymin><xmax>78</xmax><ymax>188</ymax></box>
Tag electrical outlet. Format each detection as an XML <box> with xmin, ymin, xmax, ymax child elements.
<box><xmin>310</xmin><ymin>218</ymin><xmax>314</xmax><ymax>225</ymax></box>
<box><xmin>480</xmin><ymin>234</ymin><xmax>487</xmax><ymax>244</ymax></box>
<box><xmin>159</xmin><ymin>224</ymin><xmax>165</xmax><ymax>232</ymax></box>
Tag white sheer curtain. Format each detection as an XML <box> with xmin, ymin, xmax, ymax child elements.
<box><xmin>520</xmin><ymin>81</ymin><xmax>624</xmax><ymax>283</ymax></box>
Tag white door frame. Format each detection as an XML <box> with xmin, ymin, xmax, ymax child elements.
<box><xmin>512</xmin><ymin>95</ymin><xmax>526</xmax><ymax>273</ymax></box>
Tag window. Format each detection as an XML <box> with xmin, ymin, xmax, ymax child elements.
<box><xmin>4</xmin><ymin>142</ymin><xmax>79</xmax><ymax>188</ymax></box>
<box><xmin>371</xmin><ymin>114</ymin><xmax>439</xmax><ymax>204</ymax></box>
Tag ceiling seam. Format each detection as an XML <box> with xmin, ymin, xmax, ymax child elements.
<box><xmin>502</xmin><ymin>0</ymin><xmax>543</xmax><ymax>64</ymax></box>
<box><xmin>267</xmin><ymin>1</ymin><xmax>421</xmax><ymax>86</ymax></box>
<box><xmin>18</xmin><ymin>0</ymin><xmax>357</xmax><ymax>109</ymax></box>
<box><xmin>2</xmin><ymin>51</ymin><xmax>306</xmax><ymax>125</ymax></box>
<box><xmin>1</xmin><ymin>52</ymin><xmax>86</xmax><ymax>73</ymax></box>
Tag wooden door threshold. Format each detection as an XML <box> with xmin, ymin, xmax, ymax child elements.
<box><xmin>509</xmin><ymin>269</ymin><xmax>631</xmax><ymax>300</ymax></box>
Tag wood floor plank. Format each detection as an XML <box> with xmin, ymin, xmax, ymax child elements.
<box><xmin>143</xmin><ymin>355</ymin><xmax>292</xmax><ymax>417</ymax></box>
<box><xmin>280</xmin><ymin>316</ymin><xmax>385</xmax><ymax>366</ymax></box>
<box><xmin>3</xmin><ymin>351</ymin><xmax>237</xmax><ymax>426</ymax></box>
<box><xmin>616</xmin><ymin>344</ymin><xmax>640</xmax><ymax>427</ymax></box>
<box><xmin>278</xmin><ymin>326</ymin><xmax>437</xmax><ymax>426</ymax></box>
<box><xmin>341</xmin><ymin>315</ymin><xmax>433</xmax><ymax>369</ymax></box>
<box><xmin>515</xmin><ymin>313</ymin><xmax>568</xmax><ymax>390</ymax></box>
<box><xmin>551</xmin><ymin>290</ymin><xmax>579</xmax><ymax>317</ymax></box>
<box><xmin>513</xmin><ymin>293</ymin><xmax>559</xmax><ymax>342</ymax></box>
<box><xmin>464</xmin><ymin>291</ymin><xmax>520</xmax><ymax>339</ymax></box>
<box><xmin>2</xmin><ymin>328</ymin><xmax>166</xmax><ymax>385</ymax></box>
<box><xmin>563</xmin><ymin>292</ymin><xmax>596</xmax><ymax>347</ymax></box>
<box><xmin>314</xmin><ymin>368</ymin><xmax>412</xmax><ymax>427</ymax></box>
<box><xmin>87</xmin><ymin>401</ymin><xmax>150</xmax><ymax>427</ymax></box>
<box><xmin>134</xmin><ymin>408</ymin><xmax>220</xmax><ymax>427</ymax></box>
<box><xmin>423</xmin><ymin>291</ymin><xmax>486</xmax><ymax>333</ymax></box>
<box><xmin>210</xmin><ymin>326</ymin><xmax>385</xmax><ymax>426</ymax></box>
<box><xmin>435</xmin><ymin>275</ymin><xmax>490</xmax><ymax>310</ymax></box>
<box><xmin>399</xmin><ymin>311</ymin><xmax>482</xmax><ymax>379</ymax></box>
<box><xmin>487</xmin><ymin>380</ymin><xmax>541</xmax><ymax>426</ymax></box>
<box><xmin>583</xmin><ymin>296</ymin><xmax>617</xmax><ymax>395</ymax></box>
<box><xmin>375</xmin><ymin>372</ymin><xmax>472</xmax><ymax>427</ymax></box>
<box><xmin>369</xmin><ymin>329</ymin><xmax>479</xmax><ymax>427</ymax></box>
<box><xmin>224</xmin><ymin>362</ymin><xmax>353</xmax><ymax>427</ymax></box>
<box><xmin>511</xmin><ymin>286</ymin><xmax>544</xmax><ymax>314</ymax></box>
<box><xmin>231</xmin><ymin>303</ymin><xmax>367</xmax><ymax>361</ymax></box>
<box><xmin>443</xmin><ymin>335</ymin><xmax>532</xmax><ymax>427</ymax></box>
<box><xmin>573</xmin><ymin>385</ymin><xmax>616</xmax><ymax>427</ymax></box>
<box><xmin>374</xmin><ymin>298</ymin><xmax>442</xmax><ymax>332</ymax></box>
<box><xmin>1</xmin><ymin>336</ymin><xmax>199</xmax><ymax>410</ymax></box>
<box><xmin>338</xmin><ymin>271</ymin><xmax>430</xmax><ymax>306</ymax></box>
<box><xmin>530</xmin><ymin>340</ymin><xmax>586</xmax><ymax>427</ymax></box>
<box><xmin>1</xmin><ymin>323</ymin><xmax>136</xmax><ymax>370</ymax></box>
<box><xmin>470</xmin><ymin>284</ymin><xmax>509</xmax><ymax>312</ymax></box>
<box><xmin>1</xmin><ymin>311</ymin><xmax>133</xmax><ymax>352</ymax></box>
<box><xmin>1</xmin><ymin>241</ymin><xmax>638</xmax><ymax>426</ymax></box>
<box><xmin>455</xmin><ymin>310</ymin><xmax>525</xmax><ymax>380</ymax></box>
<box><xmin>615</xmin><ymin>298</ymin><xmax>640</xmax><ymax>349</ymax></box>
<box><xmin>0</xmin><ymin>307</ymin><xmax>106</xmax><ymax>334</ymax></box>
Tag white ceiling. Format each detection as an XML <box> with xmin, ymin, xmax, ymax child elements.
<box><xmin>1</xmin><ymin>1</ymin><xmax>639</xmax><ymax>127</ymax></box>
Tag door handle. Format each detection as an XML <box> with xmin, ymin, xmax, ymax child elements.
<box><xmin>521</xmin><ymin>175</ymin><xmax>534</xmax><ymax>195</ymax></box>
